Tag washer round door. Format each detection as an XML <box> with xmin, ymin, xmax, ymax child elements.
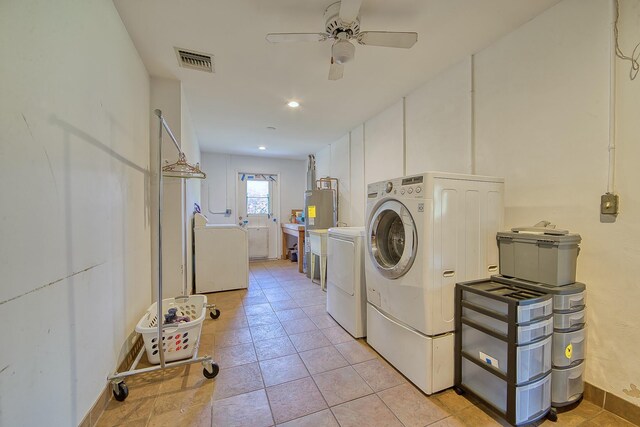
<box><xmin>368</xmin><ymin>199</ymin><xmax>417</xmax><ymax>279</ymax></box>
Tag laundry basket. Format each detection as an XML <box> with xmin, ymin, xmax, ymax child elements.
<box><xmin>135</xmin><ymin>295</ymin><xmax>207</xmax><ymax>364</ymax></box>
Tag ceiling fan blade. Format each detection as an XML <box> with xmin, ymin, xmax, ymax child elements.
<box><xmin>357</xmin><ymin>31</ymin><xmax>418</xmax><ymax>48</ymax></box>
<box><xmin>339</xmin><ymin>0</ymin><xmax>362</xmax><ymax>24</ymax></box>
<box><xmin>265</xmin><ymin>33</ymin><xmax>328</xmax><ymax>43</ymax></box>
<box><xmin>329</xmin><ymin>58</ymin><xmax>344</xmax><ymax>80</ymax></box>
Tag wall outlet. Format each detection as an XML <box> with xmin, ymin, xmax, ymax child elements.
<box><xmin>601</xmin><ymin>193</ymin><xmax>619</xmax><ymax>215</ymax></box>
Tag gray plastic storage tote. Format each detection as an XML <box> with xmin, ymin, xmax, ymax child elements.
<box><xmin>497</xmin><ymin>226</ymin><xmax>581</xmax><ymax>286</ymax></box>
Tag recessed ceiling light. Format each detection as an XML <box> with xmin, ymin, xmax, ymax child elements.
<box><xmin>258</xmin><ymin>146</ymin><xmax>267</xmax><ymax>150</ymax></box>
<box><xmin>287</xmin><ymin>101</ymin><xmax>300</xmax><ymax>108</ymax></box>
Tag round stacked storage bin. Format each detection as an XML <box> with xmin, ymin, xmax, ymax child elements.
<box><xmin>495</xmin><ymin>225</ymin><xmax>585</xmax><ymax>409</ymax></box>
<box><xmin>499</xmin><ymin>278</ymin><xmax>587</xmax><ymax>407</ymax></box>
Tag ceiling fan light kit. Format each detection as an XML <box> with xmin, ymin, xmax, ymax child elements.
<box><xmin>266</xmin><ymin>0</ymin><xmax>418</xmax><ymax>80</ymax></box>
<box><xmin>332</xmin><ymin>38</ymin><xmax>355</xmax><ymax>64</ymax></box>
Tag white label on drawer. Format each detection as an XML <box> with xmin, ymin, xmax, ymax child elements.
<box><xmin>479</xmin><ymin>351</ymin><xmax>499</xmax><ymax>369</ymax></box>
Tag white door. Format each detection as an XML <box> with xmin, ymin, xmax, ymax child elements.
<box><xmin>248</xmin><ymin>227</ymin><xmax>269</xmax><ymax>259</ymax></box>
<box><xmin>238</xmin><ymin>173</ymin><xmax>280</xmax><ymax>259</ymax></box>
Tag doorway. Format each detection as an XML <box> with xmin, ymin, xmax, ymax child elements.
<box><xmin>237</xmin><ymin>173</ymin><xmax>280</xmax><ymax>260</ymax></box>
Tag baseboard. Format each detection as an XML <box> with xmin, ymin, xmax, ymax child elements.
<box><xmin>78</xmin><ymin>335</ymin><xmax>144</xmax><ymax>427</ymax></box>
<box><xmin>584</xmin><ymin>381</ymin><xmax>640</xmax><ymax>426</ymax></box>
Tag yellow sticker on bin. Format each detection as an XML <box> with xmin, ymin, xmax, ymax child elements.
<box><xmin>308</xmin><ymin>206</ymin><xmax>316</xmax><ymax>218</ymax></box>
<box><xmin>565</xmin><ymin>343</ymin><xmax>573</xmax><ymax>359</ymax></box>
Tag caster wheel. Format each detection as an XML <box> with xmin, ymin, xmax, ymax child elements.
<box><xmin>547</xmin><ymin>408</ymin><xmax>558</xmax><ymax>422</ymax></box>
<box><xmin>453</xmin><ymin>386</ymin><xmax>464</xmax><ymax>396</ymax></box>
<box><xmin>112</xmin><ymin>382</ymin><xmax>129</xmax><ymax>402</ymax></box>
<box><xmin>210</xmin><ymin>309</ymin><xmax>221</xmax><ymax>320</ymax></box>
<box><xmin>203</xmin><ymin>363</ymin><xmax>220</xmax><ymax>379</ymax></box>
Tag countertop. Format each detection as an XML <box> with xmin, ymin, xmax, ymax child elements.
<box><xmin>282</xmin><ymin>223</ymin><xmax>305</xmax><ymax>231</ymax></box>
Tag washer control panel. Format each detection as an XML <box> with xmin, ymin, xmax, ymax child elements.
<box><xmin>368</xmin><ymin>175</ymin><xmax>426</xmax><ymax>199</ymax></box>
<box><xmin>399</xmin><ymin>175</ymin><xmax>425</xmax><ymax>199</ymax></box>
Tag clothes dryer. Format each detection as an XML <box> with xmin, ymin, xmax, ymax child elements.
<box><xmin>364</xmin><ymin>172</ymin><xmax>504</xmax><ymax>394</ymax></box>
<box><xmin>327</xmin><ymin>227</ymin><xmax>366</xmax><ymax>338</ymax></box>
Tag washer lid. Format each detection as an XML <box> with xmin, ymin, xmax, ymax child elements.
<box><xmin>328</xmin><ymin>226</ymin><xmax>365</xmax><ymax>237</ymax></box>
<box><xmin>367</xmin><ymin>199</ymin><xmax>417</xmax><ymax>280</ymax></box>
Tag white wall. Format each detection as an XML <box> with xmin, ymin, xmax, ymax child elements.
<box><xmin>314</xmin><ymin>101</ymin><xmax>403</xmax><ymax>226</ymax></box>
<box><xmin>149</xmin><ymin>78</ymin><xmax>201</xmax><ymax>298</ymax></box>
<box><xmin>0</xmin><ymin>1</ymin><xmax>150</xmax><ymax>425</ymax></box>
<box><xmin>330</xmin><ymin>134</ymin><xmax>350</xmax><ymax>225</ymax></box>
<box><xmin>350</xmin><ymin>124</ymin><xmax>365</xmax><ymax>226</ymax></box>
<box><xmin>180</xmin><ymin>87</ymin><xmax>201</xmax><ymax>293</ymax></box>
<box><xmin>608</xmin><ymin>0</ymin><xmax>640</xmax><ymax>403</ymax></box>
<box><xmin>200</xmin><ymin>153</ymin><xmax>306</xmax><ymax>256</ymax></box>
<box><xmin>314</xmin><ymin>0</ymin><xmax>640</xmax><ymax>406</ymax></box>
<box><xmin>314</xmin><ymin>126</ymin><xmax>365</xmax><ymax>227</ymax></box>
<box><xmin>150</xmin><ymin>78</ymin><xmax>183</xmax><ymax>299</ymax></box>
<box><xmin>405</xmin><ymin>58</ymin><xmax>472</xmax><ymax>175</ymax></box>
<box><xmin>315</xmin><ymin>145</ymin><xmax>331</xmax><ymax>180</ymax></box>
<box><xmin>473</xmin><ymin>0</ymin><xmax>620</xmax><ymax>397</ymax></box>
<box><xmin>364</xmin><ymin>100</ymin><xmax>404</xmax><ymax>184</ymax></box>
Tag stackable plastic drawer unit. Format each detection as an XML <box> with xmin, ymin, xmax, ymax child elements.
<box><xmin>454</xmin><ymin>279</ymin><xmax>556</xmax><ymax>425</ymax></box>
<box><xmin>493</xmin><ymin>276</ymin><xmax>587</xmax><ymax>407</ymax></box>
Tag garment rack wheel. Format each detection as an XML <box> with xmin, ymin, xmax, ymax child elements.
<box><xmin>207</xmin><ymin>304</ymin><xmax>221</xmax><ymax>320</ymax></box>
<box><xmin>202</xmin><ymin>360</ymin><xmax>220</xmax><ymax>379</ymax></box>
<box><xmin>111</xmin><ymin>380</ymin><xmax>129</xmax><ymax>402</ymax></box>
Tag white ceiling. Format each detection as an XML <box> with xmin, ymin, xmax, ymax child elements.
<box><xmin>114</xmin><ymin>0</ymin><xmax>560</xmax><ymax>160</ymax></box>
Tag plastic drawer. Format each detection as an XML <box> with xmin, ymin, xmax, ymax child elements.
<box><xmin>462</xmin><ymin>308</ymin><xmax>553</xmax><ymax>344</ymax></box>
<box><xmin>553</xmin><ymin>327</ymin><xmax>586</xmax><ymax>367</ymax></box>
<box><xmin>461</xmin><ymin>324</ymin><xmax>552</xmax><ymax>384</ymax></box>
<box><xmin>517</xmin><ymin>318</ymin><xmax>554</xmax><ymax>344</ymax></box>
<box><xmin>464</xmin><ymin>291</ymin><xmax>552</xmax><ymax>323</ymax></box>
<box><xmin>552</xmin><ymin>361</ymin><xmax>585</xmax><ymax>406</ymax></box>
<box><xmin>515</xmin><ymin>372</ymin><xmax>552</xmax><ymax>424</ymax></box>
<box><xmin>553</xmin><ymin>309</ymin><xmax>585</xmax><ymax>331</ymax></box>
<box><xmin>553</xmin><ymin>292</ymin><xmax>585</xmax><ymax>312</ymax></box>
<box><xmin>461</xmin><ymin>358</ymin><xmax>551</xmax><ymax>425</ymax></box>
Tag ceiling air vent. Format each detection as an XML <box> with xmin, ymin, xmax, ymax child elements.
<box><xmin>175</xmin><ymin>48</ymin><xmax>214</xmax><ymax>73</ymax></box>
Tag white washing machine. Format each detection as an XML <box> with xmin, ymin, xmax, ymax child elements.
<box><xmin>326</xmin><ymin>227</ymin><xmax>367</xmax><ymax>338</ymax></box>
<box><xmin>364</xmin><ymin>172</ymin><xmax>504</xmax><ymax>394</ymax></box>
<box><xmin>194</xmin><ymin>213</ymin><xmax>249</xmax><ymax>293</ymax></box>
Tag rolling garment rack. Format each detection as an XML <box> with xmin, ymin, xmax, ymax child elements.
<box><xmin>107</xmin><ymin>109</ymin><xmax>219</xmax><ymax>401</ymax></box>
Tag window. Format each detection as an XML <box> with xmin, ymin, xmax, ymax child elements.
<box><xmin>246</xmin><ymin>180</ymin><xmax>270</xmax><ymax>215</ymax></box>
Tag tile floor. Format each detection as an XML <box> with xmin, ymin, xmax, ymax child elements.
<box><xmin>96</xmin><ymin>260</ymin><xmax>635</xmax><ymax>427</ymax></box>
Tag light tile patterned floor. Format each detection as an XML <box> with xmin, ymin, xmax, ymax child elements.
<box><xmin>96</xmin><ymin>260</ymin><xmax>634</xmax><ymax>427</ymax></box>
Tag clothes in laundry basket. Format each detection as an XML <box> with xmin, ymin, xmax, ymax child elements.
<box><xmin>164</xmin><ymin>307</ymin><xmax>191</xmax><ymax>324</ymax></box>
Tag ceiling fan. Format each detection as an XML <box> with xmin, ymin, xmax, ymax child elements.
<box><xmin>266</xmin><ymin>0</ymin><xmax>418</xmax><ymax>80</ymax></box>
